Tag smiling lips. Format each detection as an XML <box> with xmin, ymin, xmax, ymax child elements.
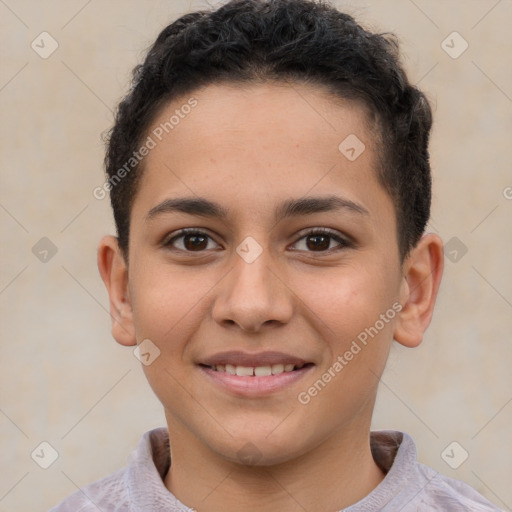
<box><xmin>200</xmin><ymin>350</ymin><xmax>310</xmax><ymax>371</ymax></box>
<box><xmin>199</xmin><ymin>350</ymin><xmax>314</xmax><ymax>395</ymax></box>
<box><xmin>210</xmin><ymin>362</ymin><xmax>302</xmax><ymax>376</ymax></box>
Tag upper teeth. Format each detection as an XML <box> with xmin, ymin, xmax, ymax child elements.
<box><xmin>213</xmin><ymin>363</ymin><xmax>297</xmax><ymax>376</ymax></box>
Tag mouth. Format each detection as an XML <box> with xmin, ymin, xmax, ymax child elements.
<box><xmin>197</xmin><ymin>351</ymin><xmax>315</xmax><ymax>396</ymax></box>
<box><xmin>199</xmin><ymin>361</ymin><xmax>312</xmax><ymax>376</ymax></box>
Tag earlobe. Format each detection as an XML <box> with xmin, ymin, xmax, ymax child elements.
<box><xmin>97</xmin><ymin>235</ymin><xmax>137</xmax><ymax>346</ymax></box>
<box><xmin>393</xmin><ymin>233</ymin><xmax>444</xmax><ymax>348</ymax></box>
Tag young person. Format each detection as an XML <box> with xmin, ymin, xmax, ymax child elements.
<box><xmin>50</xmin><ymin>0</ymin><xmax>502</xmax><ymax>510</ymax></box>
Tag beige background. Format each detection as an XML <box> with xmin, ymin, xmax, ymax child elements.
<box><xmin>1</xmin><ymin>0</ymin><xmax>511</xmax><ymax>510</ymax></box>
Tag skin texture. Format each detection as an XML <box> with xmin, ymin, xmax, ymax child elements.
<box><xmin>98</xmin><ymin>82</ymin><xmax>444</xmax><ymax>512</ymax></box>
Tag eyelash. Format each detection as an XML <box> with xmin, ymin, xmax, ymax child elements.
<box><xmin>162</xmin><ymin>228</ymin><xmax>353</xmax><ymax>254</ymax></box>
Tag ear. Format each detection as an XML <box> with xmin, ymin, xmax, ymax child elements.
<box><xmin>394</xmin><ymin>233</ymin><xmax>444</xmax><ymax>348</ymax></box>
<box><xmin>97</xmin><ymin>235</ymin><xmax>136</xmax><ymax>346</ymax></box>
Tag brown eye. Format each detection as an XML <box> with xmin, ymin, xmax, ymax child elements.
<box><xmin>164</xmin><ymin>230</ymin><xmax>219</xmax><ymax>252</ymax></box>
<box><xmin>182</xmin><ymin>233</ymin><xmax>208</xmax><ymax>251</ymax></box>
<box><xmin>306</xmin><ymin>233</ymin><xmax>331</xmax><ymax>251</ymax></box>
<box><xmin>293</xmin><ymin>229</ymin><xmax>351</xmax><ymax>253</ymax></box>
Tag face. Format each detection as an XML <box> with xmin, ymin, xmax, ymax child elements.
<box><xmin>119</xmin><ymin>82</ymin><xmax>407</xmax><ymax>465</ymax></box>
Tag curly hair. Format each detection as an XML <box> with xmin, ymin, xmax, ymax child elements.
<box><xmin>104</xmin><ymin>0</ymin><xmax>433</xmax><ymax>261</ymax></box>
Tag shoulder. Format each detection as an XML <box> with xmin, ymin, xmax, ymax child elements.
<box><xmin>48</xmin><ymin>467</ymin><xmax>130</xmax><ymax>512</ymax></box>
<box><xmin>409</xmin><ymin>462</ymin><xmax>503</xmax><ymax>512</ymax></box>
<box><xmin>385</xmin><ymin>432</ymin><xmax>502</xmax><ymax>511</ymax></box>
<box><xmin>48</xmin><ymin>427</ymin><xmax>171</xmax><ymax>512</ymax></box>
<box><xmin>361</xmin><ymin>431</ymin><xmax>503</xmax><ymax>512</ymax></box>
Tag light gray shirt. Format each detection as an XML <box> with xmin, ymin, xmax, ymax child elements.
<box><xmin>49</xmin><ymin>427</ymin><xmax>502</xmax><ymax>511</ymax></box>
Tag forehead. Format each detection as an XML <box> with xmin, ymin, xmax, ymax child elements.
<box><xmin>151</xmin><ymin>81</ymin><xmax>377</xmax><ymax>160</ymax></box>
<box><xmin>133</xmin><ymin>81</ymin><xmax>392</xmax><ymax>228</ymax></box>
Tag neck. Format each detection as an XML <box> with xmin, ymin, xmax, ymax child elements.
<box><xmin>163</xmin><ymin>416</ymin><xmax>385</xmax><ymax>512</ymax></box>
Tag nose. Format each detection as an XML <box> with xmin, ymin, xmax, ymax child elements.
<box><xmin>211</xmin><ymin>246</ymin><xmax>294</xmax><ymax>333</ymax></box>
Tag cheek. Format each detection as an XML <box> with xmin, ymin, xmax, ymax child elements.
<box><xmin>302</xmin><ymin>264</ymin><xmax>397</xmax><ymax>343</ymax></box>
<box><xmin>129</xmin><ymin>262</ymin><xmax>190</xmax><ymax>343</ymax></box>
<box><xmin>298</xmin><ymin>271</ymin><xmax>397</xmax><ymax>420</ymax></box>
<box><xmin>129</xmin><ymin>261</ymin><xmax>219</xmax><ymax>365</ymax></box>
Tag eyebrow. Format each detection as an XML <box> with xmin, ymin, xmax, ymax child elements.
<box><xmin>145</xmin><ymin>195</ymin><xmax>369</xmax><ymax>223</ymax></box>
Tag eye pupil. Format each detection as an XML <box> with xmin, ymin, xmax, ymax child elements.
<box><xmin>185</xmin><ymin>234</ymin><xmax>208</xmax><ymax>251</ymax></box>
<box><xmin>307</xmin><ymin>234</ymin><xmax>330</xmax><ymax>251</ymax></box>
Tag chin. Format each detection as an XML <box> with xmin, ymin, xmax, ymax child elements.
<box><xmin>204</xmin><ymin>424</ymin><xmax>314</xmax><ymax>468</ymax></box>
